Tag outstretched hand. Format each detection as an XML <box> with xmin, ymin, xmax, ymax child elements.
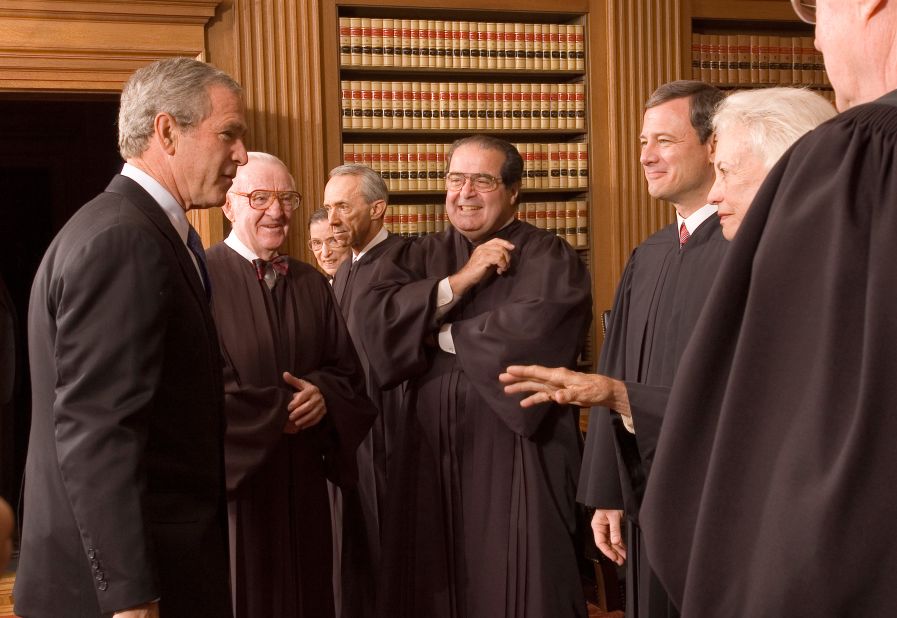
<box><xmin>499</xmin><ymin>365</ymin><xmax>629</xmax><ymax>415</ymax></box>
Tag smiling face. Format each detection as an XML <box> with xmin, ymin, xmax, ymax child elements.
<box><xmin>707</xmin><ymin>125</ymin><xmax>769</xmax><ymax>240</ymax></box>
<box><xmin>640</xmin><ymin>96</ymin><xmax>715</xmax><ymax>216</ymax></box>
<box><xmin>445</xmin><ymin>143</ymin><xmax>519</xmax><ymax>242</ymax></box>
<box><xmin>170</xmin><ymin>84</ymin><xmax>248</xmax><ymax>210</ymax></box>
<box><xmin>308</xmin><ymin>219</ymin><xmax>350</xmax><ymax>277</ymax></box>
<box><xmin>223</xmin><ymin>157</ymin><xmax>293</xmax><ymax>260</ymax></box>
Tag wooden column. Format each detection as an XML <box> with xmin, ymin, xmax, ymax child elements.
<box><xmin>205</xmin><ymin>0</ymin><xmax>327</xmax><ymax>259</ymax></box>
<box><xmin>587</xmin><ymin>0</ymin><xmax>685</xmax><ymax>325</ymax></box>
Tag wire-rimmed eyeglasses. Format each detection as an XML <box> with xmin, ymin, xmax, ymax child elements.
<box><xmin>307</xmin><ymin>236</ymin><xmax>348</xmax><ymax>252</ymax></box>
<box><xmin>445</xmin><ymin>172</ymin><xmax>504</xmax><ymax>193</ymax></box>
<box><xmin>232</xmin><ymin>190</ymin><xmax>302</xmax><ymax>213</ymax></box>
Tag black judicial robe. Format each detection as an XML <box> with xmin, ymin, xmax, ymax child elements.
<box><xmin>331</xmin><ymin>231</ymin><xmax>406</xmax><ymax>617</ymax></box>
<box><xmin>362</xmin><ymin>219</ymin><xmax>592</xmax><ymax>618</ymax></box>
<box><xmin>578</xmin><ymin>216</ymin><xmax>726</xmax><ymax>618</ymax></box>
<box><xmin>641</xmin><ymin>91</ymin><xmax>897</xmax><ymax>617</ymax></box>
<box><xmin>206</xmin><ymin>243</ymin><xmax>377</xmax><ymax>618</ymax></box>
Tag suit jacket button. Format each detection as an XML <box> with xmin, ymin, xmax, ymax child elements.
<box><xmin>97</xmin><ymin>581</ymin><xmax>108</xmax><ymax>591</ymax></box>
<box><xmin>88</xmin><ymin>549</ymin><xmax>97</xmax><ymax>559</ymax></box>
<box><xmin>95</xmin><ymin>571</ymin><xmax>105</xmax><ymax>581</ymax></box>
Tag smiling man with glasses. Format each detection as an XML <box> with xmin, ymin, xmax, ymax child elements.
<box><xmin>203</xmin><ymin>151</ymin><xmax>376</xmax><ymax>618</ymax></box>
<box><xmin>636</xmin><ymin>1</ymin><xmax>897</xmax><ymax>616</ymax></box>
<box><xmin>359</xmin><ymin>135</ymin><xmax>592</xmax><ymax>617</ymax></box>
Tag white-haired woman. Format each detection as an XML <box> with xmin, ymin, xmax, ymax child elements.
<box><xmin>709</xmin><ymin>87</ymin><xmax>836</xmax><ymax>239</ymax></box>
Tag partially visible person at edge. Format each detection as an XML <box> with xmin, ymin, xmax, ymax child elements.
<box><xmin>640</xmin><ymin>0</ymin><xmax>897</xmax><ymax>614</ymax></box>
<box><xmin>15</xmin><ymin>56</ymin><xmax>248</xmax><ymax>618</ymax></box>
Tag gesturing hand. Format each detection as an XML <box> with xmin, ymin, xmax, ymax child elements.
<box><xmin>282</xmin><ymin>372</ymin><xmax>327</xmax><ymax>432</ymax></box>
<box><xmin>448</xmin><ymin>238</ymin><xmax>515</xmax><ymax>297</ymax></box>
<box><xmin>500</xmin><ymin>364</ymin><xmax>625</xmax><ymax>412</ymax></box>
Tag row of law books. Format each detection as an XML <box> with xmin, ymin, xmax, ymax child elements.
<box><xmin>381</xmin><ymin>201</ymin><xmax>588</xmax><ymax>249</ymax></box>
<box><xmin>343</xmin><ymin>142</ymin><xmax>589</xmax><ymax>192</ymax></box>
<box><xmin>339</xmin><ymin>17</ymin><xmax>585</xmax><ymax>71</ymax></box>
<box><xmin>341</xmin><ymin>81</ymin><xmax>586</xmax><ymax>131</ymax></box>
<box><xmin>691</xmin><ymin>34</ymin><xmax>829</xmax><ymax>86</ymax></box>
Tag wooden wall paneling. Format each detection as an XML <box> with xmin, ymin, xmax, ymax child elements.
<box><xmin>690</xmin><ymin>0</ymin><xmax>797</xmax><ymax>20</ymax></box>
<box><xmin>0</xmin><ymin>0</ymin><xmax>218</xmax><ymax>91</ymax></box>
<box><xmin>203</xmin><ymin>0</ymin><xmax>327</xmax><ymax>259</ymax></box>
<box><xmin>589</xmin><ymin>0</ymin><xmax>684</xmax><ymax>335</ymax></box>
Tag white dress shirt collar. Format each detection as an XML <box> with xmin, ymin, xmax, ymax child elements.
<box><xmin>676</xmin><ymin>203</ymin><xmax>718</xmax><ymax>236</ymax></box>
<box><xmin>121</xmin><ymin>163</ymin><xmax>189</xmax><ymax>245</ymax></box>
<box><xmin>353</xmin><ymin>226</ymin><xmax>388</xmax><ymax>262</ymax></box>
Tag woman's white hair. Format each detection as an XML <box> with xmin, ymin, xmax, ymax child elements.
<box><xmin>713</xmin><ymin>87</ymin><xmax>837</xmax><ymax>170</ymax></box>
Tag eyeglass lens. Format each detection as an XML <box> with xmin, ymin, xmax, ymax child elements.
<box><xmin>249</xmin><ymin>191</ymin><xmax>301</xmax><ymax>211</ymax></box>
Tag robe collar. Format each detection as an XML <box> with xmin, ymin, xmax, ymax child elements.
<box><xmin>224</xmin><ymin>230</ymin><xmax>282</xmax><ymax>264</ymax></box>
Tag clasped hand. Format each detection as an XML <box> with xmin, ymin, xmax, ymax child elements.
<box><xmin>282</xmin><ymin>372</ymin><xmax>326</xmax><ymax>434</ymax></box>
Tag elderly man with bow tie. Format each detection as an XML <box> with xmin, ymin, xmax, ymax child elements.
<box><xmin>205</xmin><ymin>151</ymin><xmax>377</xmax><ymax>618</ymax></box>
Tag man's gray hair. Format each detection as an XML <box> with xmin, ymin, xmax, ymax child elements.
<box><xmin>118</xmin><ymin>57</ymin><xmax>242</xmax><ymax>159</ymax></box>
<box><xmin>713</xmin><ymin>87</ymin><xmax>836</xmax><ymax>170</ymax></box>
<box><xmin>328</xmin><ymin>163</ymin><xmax>389</xmax><ymax>204</ymax></box>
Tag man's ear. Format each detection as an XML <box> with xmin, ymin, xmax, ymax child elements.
<box><xmin>155</xmin><ymin>112</ymin><xmax>178</xmax><ymax>156</ymax></box>
<box><xmin>221</xmin><ymin>195</ymin><xmax>237</xmax><ymax>223</ymax></box>
<box><xmin>508</xmin><ymin>182</ymin><xmax>521</xmax><ymax>207</ymax></box>
<box><xmin>859</xmin><ymin>0</ymin><xmax>887</xmax><ymax>21</ymax></box>
<box><xmin>369</xmin><ymin>199</ymin><xmax>388</xmax><ymax>221</ymax></box>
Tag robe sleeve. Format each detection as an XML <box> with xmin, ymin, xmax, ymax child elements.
<box><xmin>221</xmin><ymin>348</ymin><xmax>294</xmax><ymax>494</ymax></box>
<box><xmin>624</xmin><ymin>382</ymin><xmax>670</xmax><ymax>477</ymax></box>
<box><xmin>451</xmin><ymin>234</ymin><xmax>592</xmax><ymax>437</ymax></box>
<box><xmin>577</xmin><ymin>252</ymin><xmax>634</xmax><ymax>510</ymax></box>
<box><xmin>296</xmin><ymin>279</ymin><xmax>378</xmax><ymax>488</ymax></box>
<box><xmin>362</xmin><ymin>241</ymin><xmax>442</xmax><ymax>389</ymax></box>
<box><xmin>577</xmin><ymin>406</ymin><xmax>625</xmax><ymax>509</ymax></box>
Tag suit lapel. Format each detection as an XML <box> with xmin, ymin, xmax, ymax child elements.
<box><xmin>104</xmin><ymin>175</ymin><xmax>210</xmax><ymax>310</ymax></box>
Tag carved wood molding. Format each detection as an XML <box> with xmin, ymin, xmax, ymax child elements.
<box><xmin>0</xmin><ymin>0</ymin><xmax>220</xmax><ymax>91</ymax></box>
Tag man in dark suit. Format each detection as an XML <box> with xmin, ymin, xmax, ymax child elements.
<box><xmin>14</xmin><ymin>57</ymin><xmax>248</xmax><ymax>618</ymax></box>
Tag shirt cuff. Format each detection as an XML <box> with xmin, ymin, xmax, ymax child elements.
<box><xmin>435</xmin><ymin>277</ymin><xmax>456</xmax><ymax>320</ymax></box>
<box><xmin>438</xmin><ymin>323</ymin><xmax>456</xmax><ymax>354</ymax></box>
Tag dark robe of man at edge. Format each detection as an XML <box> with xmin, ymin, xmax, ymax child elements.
<box><xmin>206</xmin><ymin>154</ymin><xmax>377</xmax><ymax>618</ymax></box>
<box><xmin>641</xmin><ymin>26</ymin><xmax>897</xmax><ymax>616</ymax></box>
<box><xmin>360</xmin><ymin>136</ymin><xmax>592</xmax><ymax>618</ymax></box>
<box><xmin>324</xmin><ymin>163</ymin><xmax>408</xmax><ymax>618</ymax></box>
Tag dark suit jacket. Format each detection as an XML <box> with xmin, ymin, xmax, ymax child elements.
<box><xmin>14</xmin><ymin>175</ymin><xmax>231</xmax><ymax>617</ymax></box>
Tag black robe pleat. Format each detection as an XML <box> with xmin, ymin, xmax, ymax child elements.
<box><xmin>206</xmin><ymin>243</ymin><xmax>377</xmax><ymax>618</ymax></box>
<box><xmin>331</xmin><ymin>232</ymin><xmax>407</xmax><ymax>618</ymax></box>
<box><xmin>578</xmin><ymin>215</ymin><xmax>727</xmax><ymax>618</ymax></box>
<box><xmin>642</xmin><ymin>90</ymin><xmax>897</xmax><ymax>617</ymax></box>
<box><xmin>360</xmin><ymin>219</ymin><xmax>592</xmax><ymax>618</ymax></box>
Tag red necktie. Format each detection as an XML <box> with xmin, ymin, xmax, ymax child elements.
<box><xmin>679</xmin><ymin>223</ymin><xmax>690</xmax><ymax>247</ymax></box>
<box><xmin>252</xmin><ymin>256</ymin><xmax>289</xmax><ymax>289</ymax></box>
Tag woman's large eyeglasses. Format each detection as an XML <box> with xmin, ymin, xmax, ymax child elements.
<box><xmin>790</xmin><ymin>0</ymin><xmax>815</xmax><ymax>24</ymax></box>
<box><xmin>232</xmin><ymin>190</ymin><xmax>302</xmax><ymax>213</ymax></box>
<box><xmin>307</xmin><ymin>237</ymin><xmax>347</xmax><ymax>252</ymax></box>
<box><xmin>444</xmin><ymin>172</ymin><xmax>504</xmax><ymax>193</ymax></box>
